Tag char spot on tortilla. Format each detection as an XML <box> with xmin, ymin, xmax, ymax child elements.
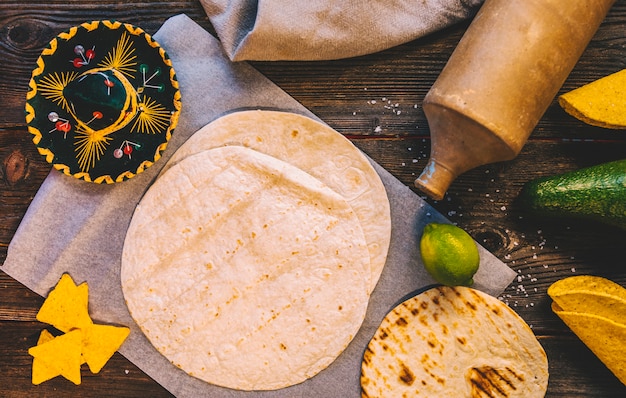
<box><xmin>395</xmin><ymin>317</ymin><xmax>408</xmax><ymax>327</ymax></box>
<box><xmin>465</xmin><ymin>300</ymin><xmax>478</xmax><ymax>312</ymax></box>
<box><xmin>468</xmin><ymin>366</ymin><xmax>519</xmax><ymax>398</ymax></box>
<box><xmin>398</xmin><ymin>362</ymin><xmax>415</xmax><ymax>385</ymax></box>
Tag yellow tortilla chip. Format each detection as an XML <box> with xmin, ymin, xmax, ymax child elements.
<box><xmin>31</xmin><ymin>330</ymin><xmax>57</xmax><ymax>385</ymax></box>
<box><xmin>559</xmin><ymin>69</ymin><xmax>626</xmax><ymax>129</ymax></box>
<box><xmin>36</xmin><ymin>273</ymin><xmax>92</xmax><ymax>333</ymax></box>
<box><xmin>552</xmin><ymin>304</ymin><xmax>626</xmax><ymax>385</ymax></box>
<box><xmin>82</xmin><ymin>323</ymin><xmax>130</xmax><ymax>373</ymax></box>
<box><xmin>29</xmin><ymin>329</ymin><xmax>83</xmax><ymax>385</ymax></box>
<box><xmin>30</xmin><ymin>273</ymin><xmax>130</xmax><ymax>385</ymax></box>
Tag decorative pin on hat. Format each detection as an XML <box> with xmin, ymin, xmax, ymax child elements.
<box><xmin>26</xmin><ymin>20</ymin><xmax>181</xmax><ymax>183</ymax></box>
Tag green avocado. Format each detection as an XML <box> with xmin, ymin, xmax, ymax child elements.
<box><xmin>519</xmin><ymin>159</ymin><xmax>626</xmax><ymax>230</ymax></box>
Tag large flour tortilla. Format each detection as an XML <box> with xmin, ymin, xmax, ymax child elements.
<box><xmin>121</xmin><ymin>145</ymin><xmax>372</xmax><ymax>390</ymax></box>
<box><xmin>361</xmin><ymin>286</ymin><xmax>549</xmax><ymax>397</ymax></box>
<box><xmin>163</xmin><ymin>110</ymin><xmax>391</xmax><ymax>293</ymax></box>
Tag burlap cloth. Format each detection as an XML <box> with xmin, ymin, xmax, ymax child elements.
<box><xmin>3</xmin><ymin>13</ymin><xmax>514</xmax><ymax>397</ymax></box>
<box><xmin>199</xmin><ymin>0</ymin><xmax>483</xmax><ymax>60</ymax></box>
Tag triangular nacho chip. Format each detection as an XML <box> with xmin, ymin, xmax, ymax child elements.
<box><xmin>559</xmin><ymin>69</ymin><xmax>626</xmax><ymax>129</ymax></box>
<box><xmin>82</xmin><ymin>323</ymin><xmax>130</xmax><ymax>373</ymax></box>
<box><xmin>552</xmin><ymin>304</ymin><xmax>626</xmax><ymax>385</ymax></box>
<box><xmin>31</xmin><ymin>329</ymin><xmax>57</xmax><ymax>385</ymax></box>
<box><xmin>28</xmin><ymin>329</ymin><xmax>83</xmax><ymax>385</ymax></box>
<box><xmin>36</xmin><ymin>273</ymin><xmax>92</xmax><ymax>333</ymax></box>
<box><xmin>30</xmin><ymin>273</ymin><xmax>131</xmax><ymax>385</ymax></box>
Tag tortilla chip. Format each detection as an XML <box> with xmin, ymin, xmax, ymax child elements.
<box><xmin>552</xmin><ymin>304</ymin><xmax>626</xmax><ymax>385</ymax></box>
<box><xmin>36</xmin><ymin>273</ymin><xmax>92</xmax><ymax>333</ymax></box>
<box><xmin>31</xmin><ymin>273</ymin><xmax>130</xmax><ymax>384</ymax></box>
<box><xmin>558</xmin><ymin>69</ymin><xmax>626</xmax><ymax>129</ymax></box>
<box><xmin>31</xmin><ymin>330</ymin><xmax>57</xmax><ymax>385</ymax></box>
<box><xmin>548</xmin><ymin>275</ymin><xmax>626</xmax><ymax>325</ymax></box>
<box><xmin>82</xmin><ymin>323</ymin><xmax>130</xmax><ymax>373</ymax></box>
<box><xmin>29</xmin><ymin>329</ymin><xmax>83</xmax><ymax>385</ymax></box>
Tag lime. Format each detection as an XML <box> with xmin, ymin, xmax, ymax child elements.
<box><xmin>419</xmin><ymin>223</ymin><xmax>480</xmax><ymax>286</ymax></box>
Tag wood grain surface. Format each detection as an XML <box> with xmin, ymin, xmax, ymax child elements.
<box><xmin>2</xmin><ymin>1</ymin><xmax>626</xmax><ymax>396</ymax></box>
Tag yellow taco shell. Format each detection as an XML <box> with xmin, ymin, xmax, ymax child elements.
<box><xmin>559</xmin><ymin>69</ymin><xmax>626</xmax><ymax>129</ymax></box>
<box><xmin>552</xmin><ymin>304</ymin><xmax>626</xmax><ymax>385</ymax></box>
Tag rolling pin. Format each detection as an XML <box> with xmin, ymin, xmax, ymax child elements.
<box><xmin>415</xmin><ymin>0</ymin><xmax>615</xmax><ymax>200</ymax></box>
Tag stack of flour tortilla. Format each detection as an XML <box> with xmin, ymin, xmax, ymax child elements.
<box><xmin>121</xmin><ymin>110</ymin><xmax>392</xmax><ymax>390</ymax></box>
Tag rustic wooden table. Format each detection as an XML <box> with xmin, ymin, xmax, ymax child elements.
<box><xmin>1</xmin><ymin>1</ymin><xmax>625</xmax><ymax>397</ymax></box>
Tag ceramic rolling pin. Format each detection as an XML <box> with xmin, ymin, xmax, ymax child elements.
<box><xmin>415</xmin><ymin>0</ymin><xmax>615</xmax><ymax>200</ymax></box>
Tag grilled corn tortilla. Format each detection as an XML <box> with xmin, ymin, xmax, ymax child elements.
<box><xmin>361</xmin><ymin>286</ymin><xmax>548</xmax><ymax>397</ymax></box>
<box><xmin>163</xmin><ymin>109</ymin><xmax>391</xmax><ymax>293</ymax></box>
<box><xmin>121</xmin><ymin>145</ymin><xmax>372</xmax><ymax>390</ymax></box>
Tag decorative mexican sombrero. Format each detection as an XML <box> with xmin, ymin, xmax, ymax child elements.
<box><xmin>26</xmin><ymin>20</ymin><xmax>181</xmax><ymax>183</ymax></box>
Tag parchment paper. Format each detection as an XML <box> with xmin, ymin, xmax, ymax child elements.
<box><xmin>2</xmin><ymin>14</ymin><xmax>516</xmax><ymax>397</ymax></box>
